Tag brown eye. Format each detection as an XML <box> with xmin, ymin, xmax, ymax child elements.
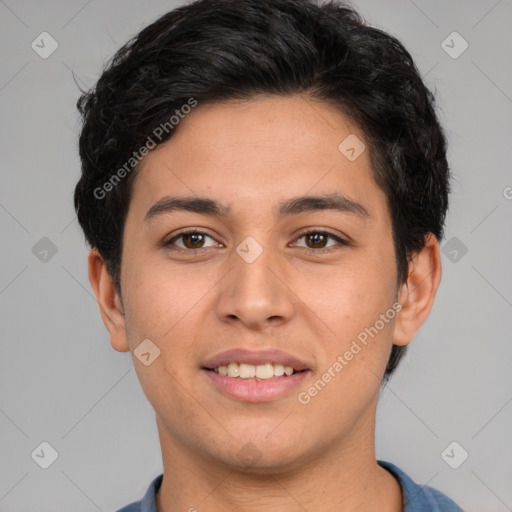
<box><xmin>165</xmin><ymin>231</ymin><xmax>219</xmax><ymax>250</ymax></box>
<box><xmin>181</xmin><ymin>233</ymin><xmax>203</xmax><ymax>248</ymax></box>
<box><xmin>305</xmin><ymin>232</ymin><xmax>329</xmax><ymax>249</ymax></box>
<box><xmin>293</xmin><ymin>231</ymin><xmax>348</xmax><ymax>252</ymax></box>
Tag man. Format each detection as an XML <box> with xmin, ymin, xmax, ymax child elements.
<box><xmin>74</xmin><ymin>0</ymin><xmax>462</xmax><ymax>510</ymax></box>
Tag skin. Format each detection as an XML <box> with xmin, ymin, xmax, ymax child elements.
<box><xmin>89</xmin><ymin>94</ymin><xmax>441</xmax><ymax>512</ymax></box>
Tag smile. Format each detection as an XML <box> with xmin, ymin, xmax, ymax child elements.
<box><xmin>208</xmin><ymin>362</ymin><xmax>299</xmax><ymax>379</ymax></box>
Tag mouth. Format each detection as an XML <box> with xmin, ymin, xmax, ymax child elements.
<box><xmin>201</xmin><ymin>348</ymin><xmax>312</xmax><ymax>402</ymax></box>
<box><xmin>203</xmin><ymin>362</ymin><xmax>307</xmax><ymax>380</ymax></box>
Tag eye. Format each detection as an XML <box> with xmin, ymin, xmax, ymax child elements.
<box><xmin>292</xmin><ymin>230</ymin><xmax>349</xmax><ymax>252</ymax></box>
<box><xmin>163</xmin><ymin>229</ymin><xmax>348</xmax><ymax>253</ymax></box>
<box><xmin>164</xmin><ymin>230</ymin><xmax>221</xmax><ymax>250</ymax></box>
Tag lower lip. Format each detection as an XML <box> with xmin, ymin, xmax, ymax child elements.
<box><xmin>202</xmin><ymin>369</ymin><xmax>310</xmax><ymax>403</ymax></box>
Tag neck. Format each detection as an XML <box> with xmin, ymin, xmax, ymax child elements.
<box><xmin>155</xmin><ymin>408</ymin><xmax>402</xmax><ymax>512</ymax></box>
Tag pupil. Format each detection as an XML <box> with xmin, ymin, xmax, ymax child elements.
<box><xmin>308</xmin><ymin>233</ymin><xmax>326</xmax><ymax>248</ymax></box>
<box><xmin>185</xmin><ymin>233</ymin><xmax>204</xmax><ymax>248</ymax></box>
<box><xmin>182</xmin><ymin>233</ymin><xmax>328</xmax><ymax>249</ymax></box>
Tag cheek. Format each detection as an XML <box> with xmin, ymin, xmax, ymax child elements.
<box><xmin>297</xmin><ymin>257</ymin><xmax>396</xmax><ymax>338</ymax></box>
<box><xmin>122</xmin><ymin>254</ymin><xmax>214</xmax><ymax>341</ymax></box>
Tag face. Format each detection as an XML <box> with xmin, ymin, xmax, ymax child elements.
<box><xmin>99</xmin><ymin>95</ymin><xmax>412</xmax><ymax>471</ymax></box>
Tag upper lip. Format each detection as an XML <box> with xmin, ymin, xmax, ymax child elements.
<box><xmin>202</xmin><ymin>348</ymin><xmax>311</xmax><ymax>372</ymax></box>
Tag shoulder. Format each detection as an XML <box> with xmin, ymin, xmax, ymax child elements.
<box><xmin>114</xmin><ymin>466</ymin><xmax>463</xmax><ymax>512</ymax></box>
<box><xmin>116</xmin><ymin>474</ymin><xmax>163</xmax><ymax>512</ymax></box>
<box><xmin>378</xmin><ymin>460</ymin><xmax>463</xmax><ymax>511</ymax></box>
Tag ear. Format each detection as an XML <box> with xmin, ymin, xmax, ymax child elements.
<box><xmin>393</xmin><ymin>233</ymin><xmax>442</xmax><ymax>347</ymax></box>
<box><xmin>88</xmin><ymin>248</ymin><xmax>130</xmax><ymax>352</ymax></box>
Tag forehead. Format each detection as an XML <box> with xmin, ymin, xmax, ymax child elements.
<box><xmin>147</xmin><ymin>95</ymin><xmax>363</xmax><ymax>168</ymax></box>
<box><xmin>129</xmin><ymin>95</ymin><xmax>388</xmax><ymax>222</ymax></box>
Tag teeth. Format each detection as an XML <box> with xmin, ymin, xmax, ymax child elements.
<box><xmin>239</xmin><ymin>363</ymin><xmax>256</xmax><ymax>378</ymax></box>
<box><xmin>227</xmin><ymin>363</ymin><xmax>240</xmax><ymax>378</ymax></box>
<box><xmin>255</xmin><ymin>363</ymin><xmax>273</xmax><ymax>379</ymax></box>
<box><xmin>214</xmin><ymin>362</ymin><xmax>297</xmax><ymax>379</ymax></box>
<box><xmin>273</xmin><ymin>364</ymin><xmax>285</xmax><ymax>376</ymax></box>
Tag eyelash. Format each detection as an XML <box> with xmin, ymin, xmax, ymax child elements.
<box><xmin>163</xmin><ymin>229</ymin><xmax>350</xmax><ymax>254</ymax></box>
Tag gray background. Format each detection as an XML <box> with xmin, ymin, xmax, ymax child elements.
<box><xmin>1</xmin><ymin>0</ymin><xmax>511</xmax><ymax>510</ymax></box>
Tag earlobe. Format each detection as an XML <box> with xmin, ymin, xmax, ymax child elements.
<box><xmin>392</xmin><ymin>234</ymin><xmax>442</xmax><ymax>347</ymax></box>
<box><xmin>88</xmin><ymin>248</ymin><xmax>130</xmax><ymax>352</ymax></box>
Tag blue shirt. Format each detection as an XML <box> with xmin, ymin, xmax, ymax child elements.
<box><xmin>117</xmin><ymin>460</ymin><xmax>462</xmax><ymax>511</ymax></box>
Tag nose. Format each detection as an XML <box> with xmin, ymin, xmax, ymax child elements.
<box><xmin>215</xmin><ymin>242</ymin><xmax>296</xmax><ymax>330</ymax></box>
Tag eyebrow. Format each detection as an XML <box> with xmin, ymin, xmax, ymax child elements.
<box><xmin>144</xmin><ymin>192</ymin><xmax>369</xmax><ymax>223</ymax></box>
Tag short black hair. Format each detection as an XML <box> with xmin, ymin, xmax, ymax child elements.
<box><xmin>74</xmin><ymin>0</ymin><xmax>450</xmax><ymax>381</ymax></box>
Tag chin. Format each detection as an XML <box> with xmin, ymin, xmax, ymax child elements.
<box><xmin>213</xmin><ymin>432</ymin><xmax>313</xmax><ymax>474</ymax></box>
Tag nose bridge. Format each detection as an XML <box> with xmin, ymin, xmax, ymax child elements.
<box><xmin>216</xmin><ymin>236</ymin><xmax>295</xmax><ymax>328</ymax></box>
